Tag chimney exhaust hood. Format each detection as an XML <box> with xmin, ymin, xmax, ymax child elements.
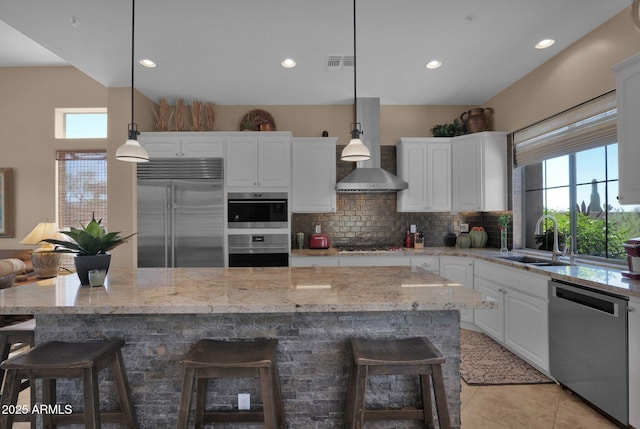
<box><xmin>336</xmin><ymin>97</ymin><xmax>408</xmax><ymax>193</ymax></box>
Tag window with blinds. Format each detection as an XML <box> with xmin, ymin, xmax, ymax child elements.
<box><xmin>516</xmin><ymin>90</ymin><xmax>640</xmax><ymax>261</ymax></box>
<box><xmin>56</xmin><ymin>150</ymin><xmax>108</xmax><ymax>230</ymax></box>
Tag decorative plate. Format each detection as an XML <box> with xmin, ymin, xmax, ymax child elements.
<box><xmin>240</xmin><ymin>109</ymin><xmax>276</xmax><ymax>131</ymax></box>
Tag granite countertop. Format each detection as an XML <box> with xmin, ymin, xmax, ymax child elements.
<box><xmin>0</xmin><ymin>266</ymin><xmax>494</xmax><ymax>315</ymax></box>
<box><xmin>292</xmin><ymin>247</ymin><xmax>640</xmax><ymax>299</ymax></box>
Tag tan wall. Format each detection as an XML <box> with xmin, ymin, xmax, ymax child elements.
<box><xmin>172</xmin><ymin>104</ymin><xmax>474</xmax><ymax>146</ymax></box>
<box><xmin>485</xmin><ymin>8</ymin><xmax>640</xmax><ymax>133</ymax></box>
<box><xmin>0</xmin><ymin>67</ymin><xmax>108</xmax><ymax>249</ymax></box>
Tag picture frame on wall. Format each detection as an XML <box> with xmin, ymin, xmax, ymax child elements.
<box><xmin>0</xmin><ymin>168</ymin><xmax>14</xmax><ymax>237</ymax></box>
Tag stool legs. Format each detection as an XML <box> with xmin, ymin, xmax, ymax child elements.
<box><xmin>430</xmin><ymin>365</ymin><xmax>451</xmax><ymax>429</ymax></box>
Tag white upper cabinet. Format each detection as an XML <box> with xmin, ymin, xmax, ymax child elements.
<box><xmin>452</xmin><ymin>131</ymin><xmax>507</xmax><ymax>211</ymax></box>
<box><xmin>139</xmin><ymin>132</ymin><xmax>224</xmax><ymax>158</ymax></box>
<box><xmin>292</xmin><ymin>137</ymin><xmax>337</xmax><ymax>213</ymax></box>
<box><xmin>614</xmin><ymin>54</ymin><xmax>640</xmax><ymax>205</ymax></box>
<box><xmin>225</xmin><ymin>132</ymin><xmax>292</xmax><ymax>189</ymax></box>
<box><xmin>397</xmin><ymin>138</ymin><xmax>452</xmax><ymax>212</ymax></box>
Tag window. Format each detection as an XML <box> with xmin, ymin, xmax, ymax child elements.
<box><xmin>54</xmin><ymin>108</ymin><xmax>107</xmax><ymax>139</ymax></box>
<box><xmin>56</xmin><ymin>150</ymin><xmax>108</xmax><ymax>230</ymax></box>
<box><xmin>516</xmin><ymin>92</ymin><xmax>640</xmax><ymax>261</ymax></box>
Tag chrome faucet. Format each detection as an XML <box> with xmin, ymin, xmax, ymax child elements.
<box><xmin>534</xmin><ymin>215</ymin><xmax>562</xmax><ymax>261</ymax></box>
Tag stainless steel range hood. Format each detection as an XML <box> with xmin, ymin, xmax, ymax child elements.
<box><xmin>336</xmin><ymin>97</ymin><xmax>408</xmax><ymax>193</ymax></box>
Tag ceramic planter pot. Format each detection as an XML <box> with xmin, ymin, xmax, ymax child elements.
<box><xmin>456</xmin><ymin>235</ymin><xmax>471</xmax><ymax>249</ymax></box>
<box><xmin>469</xmin><ymin>230</ymin><xmax>488</xmax><ymax>248</ymax></box>
<box><xmin>74</xmin><ymin>254</ymin><xmax>111</xmax><ymax>285</ymax></box>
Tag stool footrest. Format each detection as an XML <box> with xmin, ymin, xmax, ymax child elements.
<box><xmin>364</xmin><ymin>407</ymin><xmax>425</xmax><ymax>421</ymax></box>
<box><xmin>204</xmin><ymin>409</ymin><xmax>266</xmax><ymax>423</ymax></box>
<box><xmin>51</xmin><ymin>411</ymin><xmax>134</xmax><ymax>425</ymax></box>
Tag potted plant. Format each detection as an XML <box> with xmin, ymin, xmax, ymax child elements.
<box><xmin>41</xmin><ymin>215</ymin><xmax>136</xmax><ymax>285</ymax></box>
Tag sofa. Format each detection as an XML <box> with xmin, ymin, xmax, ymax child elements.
<box><xmin>0</xmin><ymin>249</ymin><xmax>33</xmax><ymax>289</ymax></box>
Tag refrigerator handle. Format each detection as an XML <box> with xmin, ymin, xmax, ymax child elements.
<box><xmin>165</xmin><ymin>185</ymin><xmax>171</xmax><ymax>267</ymax></box>
<box><xmin>170</xmin><ymin>182</ymin><xmax>177</xmax><ymax>268</ymax></box>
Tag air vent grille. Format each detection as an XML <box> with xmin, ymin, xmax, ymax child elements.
<box><xmin>137</xmin><ymin>158</ymin><xmax>223</xmax><ymax>179</ymax></box>
<box><xmin>326</xmin><ymin>55</ymin><xmax>355</xmax><ymax>71</ymax></box>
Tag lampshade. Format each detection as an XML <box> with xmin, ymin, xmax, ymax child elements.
<box><xmin>19</xmin><ymin>222</ymin><xmax>60</xmax><ymax>247</ymax></box>
<box><xmin>19</xmin><ymin>222</ymin><xmax>63</xmax><ymax>279</ymax></box>
<box><xmin>116</xmin><ymin>136</ymin><xmax>149</xmax><ymax>163</ymax></box>
<box><xmin>115</xmin><ymin>0</ymin><xmax>150</xmax><ymax>163</ymax></box>
<box><xmin>341</xmin><ymin>136</ymin><xmax>371</xmax><ymax>162</ymax></box>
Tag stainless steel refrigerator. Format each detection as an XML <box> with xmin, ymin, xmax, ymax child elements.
<box><xmin>137</xmin><ymin>158</ymin><xmax>224</xmax><ymax>267</ymax></box>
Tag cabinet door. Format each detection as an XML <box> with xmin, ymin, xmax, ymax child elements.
<box><xmin>426</xmin><ymin>142</ymin><xmax>452</xmax><ymax>211</ymax></box>
<box><xmin>139</xmin><ymin>134</ymin><xmax>180</xmax><ymax>157</ymax></box>
<box><xmin>181</xmin><ymin>136</ymin><xmax>225</xmax><ymax>158</ymax></box>
<box><xmin>615</xmin><ymin>54</ymin><xmax>640</xmax><ymax>204</ymax></box>
<box><xmin>292</xmin><ymin>138</ymin><xmax>336</xmax><ymax>212</ymax></box>
<box><xmin>397</xmin><ymin>142</ymin><xmax>428</xmax><ymax>211</ymax></box>
<box><xmin>439</xmin><ymin>257</ymin><xmax>474</xmax><ymax>323</ymax></box>
<box><xmin>339</xmin><ymin>256</ymin><xmax>410</xmax><ymax>267</ymax></box>
<box><xmin>258</xmin><ymin>136</ymin><xmax>291</xmax><ymax>187</ymax></box>
<box><xmin>474</xmin><ymin>276</ymin><xmax>504</xmax><ymax>342</ymax></box>
<box><xmin>452</xmin><ymin>136</ymin><xmax>482</xmax><ymax>211</ymax></box>
<box><xmin>504</xmin><ymin>287</ymin><xmax>549</xmax><ymax>371</ymax></box>
<box><xmin>226</xmin><ymin>136</ymin><xmax>258</xmax><ymax>187</ymax></box>
<box><xmin>410</xmin><ymin>256</ymin><xmax>439</xmax><ymax>273</ymax></box>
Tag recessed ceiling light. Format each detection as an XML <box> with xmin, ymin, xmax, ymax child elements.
<box><xmin>139</xmin><ymin>59</ymin><xmax>157</xmax><ymax>68</ymax></box>
<box><xmin>535</xmin><ymin>39</ymin><xmax>555</xmax><ymax>49</ymax></box>
<box><xmin>281</xmin><ymin>58</ymin><xmax>296</xmax><ymax>68</ymax></box>
<box><xmin>425</xmin><ymin>60</ymin><xmax>442</xmax><ymax>69</ymax></box>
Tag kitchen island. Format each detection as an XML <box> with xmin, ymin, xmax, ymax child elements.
<box><xmin>0</xmin><ymin>266</ymin><xmax>493</xmax><ymax>428</ymax></box>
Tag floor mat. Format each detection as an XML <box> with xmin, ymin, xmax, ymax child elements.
<box><xmin>460</xmin><ymin>328</ymin><xmax>554</xmax><ymax>385</ymax></box>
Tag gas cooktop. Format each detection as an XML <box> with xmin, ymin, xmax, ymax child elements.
<box><xmin>335</xmin><ymin>244</ymin><xmax>405</xmax><ymax>253</ymax></box>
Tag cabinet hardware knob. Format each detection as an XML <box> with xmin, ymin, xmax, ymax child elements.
<box><xmin>629</xmin><ymin>306</ymin><xmax>636</xmax><ymax>312</ymax></box>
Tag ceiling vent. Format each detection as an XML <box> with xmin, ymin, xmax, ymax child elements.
<box><xmin>326</xmin><ymin>56</ymin><xmax>354</xmax><ymax>71</ymax></box>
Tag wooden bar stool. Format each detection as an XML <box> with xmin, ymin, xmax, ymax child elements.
<box><xmin>0</xmin><ymin>319</ymin><xmax>36</xmax><ymax>423</ymax></box>
<box><xmin>344</xmin><ymin>337</ymin><xmax>451</xmax><ymax>429</ymax></box>
<box><xmin>0</xmin><ymin>339</ymin><xmax>138</xmax><ymax>429</ymax></box>
<box><xmin>177</xmin><ymin>338</ymin><xmax>286</xmax><ymax>429</ymax></box>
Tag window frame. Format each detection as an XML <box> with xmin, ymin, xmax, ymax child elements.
<box><xmin>54</xmin><ymin>107</ymin><xmax>108</xmax><ymax>139</ymax></box>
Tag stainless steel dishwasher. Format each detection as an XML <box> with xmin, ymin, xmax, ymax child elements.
<box><xmin>549</xmin><ymin>279</ymin><xmax>628</xmax><ymax>426</ymax></box>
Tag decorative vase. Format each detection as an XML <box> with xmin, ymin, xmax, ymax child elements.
<box><xmin>469</xmin><ymin>229</ymin><xmax>488</xmax><ymax>248</ymax></box>
<box><xmin>74</xmin><ymin>254</ymin><xmax>111</xmax><ymax>285</ymax></box>
<box><xmin>456</xmin><ymin>235</ymin><xmax>471</xmax><ymax>249</ymax></box>
<box><xmin>500</xmin><ymin>228</ymin><xmax>509</xmax><ymax>253</ymax></box>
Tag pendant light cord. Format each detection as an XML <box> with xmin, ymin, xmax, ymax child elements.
<box><xmin>129</xmin><ymin>0</ymin><xmax>136</xmax><ymax>135</ymax></box>
<box><xmin>352</xmin><ymin>0</ymin><xmax>357</xmax><ymax>124</ymax></box>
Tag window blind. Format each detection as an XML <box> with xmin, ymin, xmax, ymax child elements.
<box><xmin>513</xmin><ymin>91</ymin><xmax>617</xmax><ymax>166</ymax></box>
<box><xmin>56</xmin><ymin>150</ymin><xmax>108</xmax><ymax>230</ymax></box>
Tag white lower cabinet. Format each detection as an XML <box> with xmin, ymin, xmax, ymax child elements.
<box><xmin>439</xmin><ymin>257</ymin><xmax>474</xmax><ymax>324</ymax></box>
<box><xmin>289</xmin><ymin>255</ymin><xmax>339</xmax><ymax>267</ymax></box>
<box><xmin>338</xmin><ymin>255</ymin><xmax>410</xmax><ymax>267</ymax></box>
<box><xmin>410</xmin><ymin>255</ymin><xmax>439</xmax><ymax>273</ymax></box>
<box><xmin>630</xmin><ymin>298</ymin><xmax>640</xmax><ymax>428</ymax></box>
<box><xmin>473</xmin><ymin>260</ymin><xmax>550</xmax><ymax>372</ymax></box>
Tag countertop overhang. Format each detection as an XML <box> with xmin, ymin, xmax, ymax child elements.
<box><xmin>0</xmin><ymin>266</ymin><xmax>494</xmax><ymax>315</ymax></box>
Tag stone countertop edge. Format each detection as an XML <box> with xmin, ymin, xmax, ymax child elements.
<box><xmin>292</xmin><ymin>247</ymin><xmax>640</xmax><ymax>299</ymax></box>
<box><xmin>0</xmin><ymin>266</ymin><xmax>495</xmax><ymax>315</ymax></box>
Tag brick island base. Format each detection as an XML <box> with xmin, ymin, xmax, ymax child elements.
<box><xmin>35</xmin><ymin>311</ymin><xmax>461</xmax><ymax>429</ymax></box>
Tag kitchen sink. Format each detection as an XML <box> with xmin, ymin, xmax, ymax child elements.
<box><xmin>497</xmin><ymin>254</ymin><xmax>570</xmax><ymax>266</ymax></box>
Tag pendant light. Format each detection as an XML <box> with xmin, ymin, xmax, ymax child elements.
<box><xmin>116</xmin><ymin>0</ymin><xmax>150</xmax><ymax>163</ymax></box>
<box><xmin>340</xmin><ymin>0</ymin><xmax>371</xmax><ymax>162</ymax></box>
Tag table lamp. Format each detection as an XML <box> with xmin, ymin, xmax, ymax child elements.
<box><xmin>19</xmin><ymin>222</ymin><xmax>63</xmax><ymax>278</ymax></box>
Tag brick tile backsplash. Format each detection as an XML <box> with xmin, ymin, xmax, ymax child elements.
<box><xmin>293</xmin><ymin>145</ymin><xmax>512</xmax><ymax>249</ymax></box>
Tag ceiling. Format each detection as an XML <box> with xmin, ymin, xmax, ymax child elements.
<box><xmin>0</xmin><ymin>0</ymin><xmax>632</xmax><ymax>106</ymax></box>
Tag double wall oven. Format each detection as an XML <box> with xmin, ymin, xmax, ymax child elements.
<box><xmin>227</xmin><ymin>192</ymin><xmax>289</xmax><ymax>267</ymax></box>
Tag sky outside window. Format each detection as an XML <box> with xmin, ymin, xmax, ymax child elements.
<box><xmin>64</xmin><ymin>113</ymin><xmax>107</xmax><ymax>139</ymax></box>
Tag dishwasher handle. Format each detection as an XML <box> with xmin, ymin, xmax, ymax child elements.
<box><xmin>551</xmin><ymin>280</ymin><xmax>626</xmax><ymax>317</ymax></box>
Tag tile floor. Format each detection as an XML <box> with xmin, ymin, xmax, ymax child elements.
<box><xmin>461</xmin><ymin>380</ymin><xmax>620</xmax><ymax>428</ymax></box>
<box><xmin>9</xmin><ymin>380</ymin><xmax>621</xmax><ymax>428</ymax></box>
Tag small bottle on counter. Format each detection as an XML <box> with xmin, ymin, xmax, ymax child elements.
<box><xmin>405</xmin><ymin>230</ymin><xmax>412</xmax><ymax>248</ymax></box>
